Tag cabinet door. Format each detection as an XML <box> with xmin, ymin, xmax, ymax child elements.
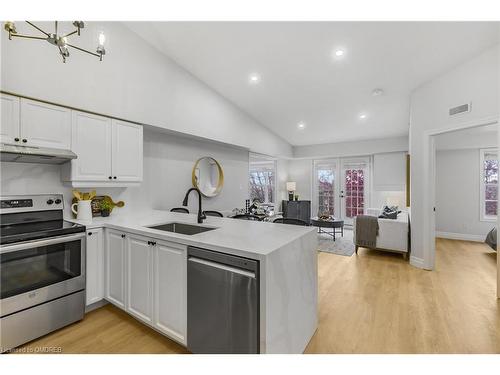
<box><xmin>153</xmin><ymin>241</ymin><xmax>187</xmax><ymax>344</ymax></box>
<box><xmin>71</xmin><ymin>111</ymin><xmax>112</xmax><ymax>181</ymax></box>
<box><xmin>111</xmin><ymin>120</ymin><xmax>143</xmax><ymax>182</ymax></box>
<box><xmin>105</xmin><ymin>229</ymin><xmax>126</xmax><ymax>309</ymax></box>
<box><xmin>126</xmin><ymin>234</ymin><xmax>153</xmax><ymax>324</ymax></box>
<box><xmin>0</xmin><ymin>93</ymin><xmax>20</xmax><ymax>144</ymax></box>
<box><xmin>86</xmin><ymin>229</ymin><xmax>104</xmax><ymax>306</ymax></box>
<box><xmin>20</xmin><ymin>98</ymin><xmax>71</xmax><ymax>149</ymax></box>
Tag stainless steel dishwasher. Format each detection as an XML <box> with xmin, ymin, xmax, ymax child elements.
<box><xmin>187</xmin><ymin>246</ymin><xmax>259</xmax><ymax>354</ymax></box>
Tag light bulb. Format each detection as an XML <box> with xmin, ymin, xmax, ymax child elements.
<box><xmin>98</xmin><ymin>32</ymin><xmax>106</xmax><ymax>46</ymax></box>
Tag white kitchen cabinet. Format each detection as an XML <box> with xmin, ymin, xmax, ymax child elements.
<box><xmin>126</xmin><ymin>234</ymin><xmax>153</xmax><ymax>324</ymax></box>
<box><xmin>62</xmin><ymin>115</ymin><xmax>143</xmax><ymax>187</ymax></box>
<box><xmin>86</xmin><ymin>228</ymin><xmax>104</xmax><ymax>306</ymax></box>
<box><xmin>373</xmin><ymin>152</ymin><xmax>407</xmax><ymax>191</ymax></box>
<box><xmin>0</xmin><ymin>93</ymin><xmax>20</xmax><ymax>144</ymax></box>
<box><xmin>20</xmin><ymin>98</ymin><xmax>71</xmax><ymax>149</ymax></box>
<box><xmin>153</xmin><ymin>241</ymin><xmax>187</xmax><ymax>344</ymax></box>
<box><xmin>112</xmin><ymin>120</ymin><xmax>143</xmax><ymax>182</ymax></box>
<box><xmin>66</xmin><ymin>111</ymin><xmax>112</xmax><ymax>181</ymax></box>
<box><xmin>105</xmin><ymin>229</ymin><xmax>126</xmax><ymax>309</ymax></box>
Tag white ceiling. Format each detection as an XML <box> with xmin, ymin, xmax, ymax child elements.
<box><xmin>126</xmin><ymin>22</ymin><xmax>499</xmax><ymax>146</ymax></box>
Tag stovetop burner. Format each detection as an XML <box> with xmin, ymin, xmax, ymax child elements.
<box><xmin>0</xmin><ymin>194</ymin><xmax>86</xmax><ymax>245</ymax></box>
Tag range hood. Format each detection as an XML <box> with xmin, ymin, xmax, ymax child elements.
<box><xmin>0</xmin><ymin>143</ymin><xmax>77</xmax><ymax>164</ymax></box>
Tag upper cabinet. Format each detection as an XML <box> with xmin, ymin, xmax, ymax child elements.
<box><xmin>20</xmin><ymin>99</ymin><xmax>71</xmax><ymax>149</ymax></box>
<box><xmin>62</xmin><ymin>111</ymin><xmax>143</xmax><ymax>186</ymax></box>
<box><xmin>69</xmin><ymin>111</ymin><xmax>113</xmax><ymax>181</ymax></box>
<box><xmin>1</xmin><ymin>95</ymin><xmax>71</xmax><ymax>149</ymax></box>
<box><xmin>0</xmin><ymin>93</ymin><xmax>20</xmax><ymax>144</ymax></box>
<box><xmin>373</xmin><ymin>152</ymin><xmax>407</xmax><ymax>191</ymax></box>
<box><xmin>1</xmin><ymin>94</ymin><xmax>143</xmax><ymax>187</ymax></box>
<box><xmin>111</xmin><ymin>120</ymin><xmax>143</xmax><ymax>182</ymax></box>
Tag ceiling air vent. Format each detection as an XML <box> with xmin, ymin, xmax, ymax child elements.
<box><xmin>449</xmin><ymin>102</ymin><xmax>471</xmax><ymax>116</ymax></box>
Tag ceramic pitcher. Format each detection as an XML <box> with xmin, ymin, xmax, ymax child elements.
<box><xmin>71</xmin><ymin>200</ymin><xmax>92</xmax><ymax>222</ymax></box>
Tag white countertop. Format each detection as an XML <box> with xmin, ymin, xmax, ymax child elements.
<box><xmin>68</xmin><ymin>210</ymin><xmax>316</xmax><ymax>259</ymax></box>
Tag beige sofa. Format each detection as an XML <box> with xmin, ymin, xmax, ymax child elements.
<box><xmin>353</xmin><ymin>208</ymin><xmax>410</xmax><ymax>259</ymax></box>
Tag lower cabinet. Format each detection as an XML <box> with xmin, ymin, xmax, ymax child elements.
<box><xmin>153</xmin><ymin>241</ymin><xmax>187</xmax><ymax>344</ymax></box>
<box><xmin>105</xmin><ymin>229</ymin><xmax>126</xmax><ymax>309</ymax></box>
<box><xmin>86</xmin><ymin>228</ymin><xmax>104</xmax><ymax>306</ymax></box>
<box><xmin>103</xmin><ymin>229</ymin><xmax>187</xmax><ymax>345</ymax></box>
<box><xmin>126</xmin><ymin>234</ymin><xmax>153</xmax><ymax>324</ymax></box>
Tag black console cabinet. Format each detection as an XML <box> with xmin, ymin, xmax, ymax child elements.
<box><xmin>282</xmin><ymin>200</ymin><xmax>311</xmax><ymax>225</ymax></box>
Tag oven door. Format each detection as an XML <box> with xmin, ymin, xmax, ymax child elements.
<box><xmin>0</xmin><ymin>233</ymin><xmax>86</xmax><ymax>318</ymax></box>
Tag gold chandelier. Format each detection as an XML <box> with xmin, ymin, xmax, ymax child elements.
<box><xmin>4</xmin><ymin>21</ymin><xmax>106</xmax><ymax>63</ymax></box>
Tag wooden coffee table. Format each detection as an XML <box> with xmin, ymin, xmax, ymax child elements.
<box><xmin>311</xmin><ymin>217</ymin><xmax>344</xmax><ymax>240</ymax></box>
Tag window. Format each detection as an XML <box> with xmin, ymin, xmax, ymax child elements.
<box><xmin>480</xmin><ymin>149</ymin><xmax>498</xmax><ymax>221</ymax></box>
<box><xmin>249</xmin><ymin>158</ymin><xmax>276</xmax><ymax>204</ymax></box>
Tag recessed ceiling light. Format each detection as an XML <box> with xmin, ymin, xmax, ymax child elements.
<box><xmin>248</xmin><ymin>73</ymin><xmax>261</xmax><ymax>84</ymax></box>
<box><xmin>359</xmin><ymin>113</ymin><xmax>367</xmax><ymax>120</ymax></box>
<box><xmin>372</xmin><ymin>88</ymin><xmax>384</xmax><ymax>96</ymax></box>
<box><xmin>297</xmin><ymin>121</ymin><xmax>306</xmax><ymax>130</ymax></box>
<box><xmin>332</xmin><ymin>48</ymin><xmax>346</xmax><ymax>60</ymax></box>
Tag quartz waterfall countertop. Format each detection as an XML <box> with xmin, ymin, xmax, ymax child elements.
<box><xmin>68</xmin><ymin>210</ymin><xmax>316</xmax><ymax>259</ymax></box>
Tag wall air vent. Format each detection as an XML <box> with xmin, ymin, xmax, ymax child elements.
<box><xmin>449</xmin><ymin>103</ymin><xmax>471</xmax><ymax>116</ymax></box>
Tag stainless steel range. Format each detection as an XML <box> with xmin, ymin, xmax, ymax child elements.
<box><xmin>0</xmin><ymin>194</ymin><xmax>86</xmax><ymax>352</ymax></box>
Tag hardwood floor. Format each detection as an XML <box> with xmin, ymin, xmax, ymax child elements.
<box><xmin>14</xmin><ymin>238</ymin><xmax>499</xmax><ymax>354</ymax></box>
<box><xmin>14</xmin><ymin>304</ymin><xmax>188</xmax><ymax>354</ymax></box>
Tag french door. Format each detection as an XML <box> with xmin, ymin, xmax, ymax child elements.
<box><xmin>341</xmin><ymin>158</ymin><xmax>369</xmax><ymax>225</ymax></box>
<box><xmin>313</xmin><ymin>158</ymin><xmax>369</xmax><ymax>225</ymax></box>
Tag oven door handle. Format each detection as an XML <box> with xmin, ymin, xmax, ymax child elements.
<box><xmin>0</xmin><ymin>232</ymin><xmax>86</xmax><ymax>254</ymax></box>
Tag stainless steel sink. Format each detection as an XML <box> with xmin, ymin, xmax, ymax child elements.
<box><xmin>147</xmin><ymin>222</ymin><xmax>217</xmax><ymax>235</ymax></box>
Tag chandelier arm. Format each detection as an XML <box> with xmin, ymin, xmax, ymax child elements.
<box><xmin>58</xmin><ymin>46</ymin><xmax>66</xmax><ymax>63</ymax></box>
<box><xmin>61</xmin><ymin>29</ymin><xmax>78</xmax><ymax>39</ymax></box>
<box><xmin>25</xmin><ymin>21</ymin><xmax>50</xmax><ymax>37</ymax></box>
<box><xmin>10</xmin><ymin>34</ymin><xmax>47</xmax><ymax>41</ymax></box>
<box><xmin>66</xmin><ymin>43</ymin><xmax>100</xmax><ymax>58</ymax></box>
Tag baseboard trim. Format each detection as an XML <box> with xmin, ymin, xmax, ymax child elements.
<box><xmin>85</xmin><ymin>299</ymin><xmax>108</xmax><ymax>313</ymax></box>
<box><xmin>436</xmin><ymin>231</ymin><xmax>485</xmax><ymax>242</ymax></box>
<box><xmin>409</xmin><ymin>256</ymin><xmax>425</xmax><ymax>269</ymax></box>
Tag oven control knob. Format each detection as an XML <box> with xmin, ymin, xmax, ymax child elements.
<box><xmin>46</xmin><ymin>199</ymin><xmax>54</xmax><ymax>205</ymax></box>
<box><xmin>54</xmin><ymin>198</ymin><xmax>62</xmax><ymax>204</ymax></box>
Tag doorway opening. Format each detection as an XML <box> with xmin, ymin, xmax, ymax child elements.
<box><xmin>427</xmin><ymin>119</ymin><xmax>499</xmax><ymax>297</ymax></box>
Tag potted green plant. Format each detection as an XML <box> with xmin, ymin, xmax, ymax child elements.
<box><xmin>100</xmin><ymin>199</ymin><xmax>112</xmax><ymax>217</ymax></box>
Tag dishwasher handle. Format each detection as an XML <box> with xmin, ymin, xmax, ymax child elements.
<box><xmin>188</xmin><ymin>256</ymin><xmax>256</xmax><ymax>279</ymax></box>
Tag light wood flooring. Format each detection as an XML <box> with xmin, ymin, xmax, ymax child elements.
<box><xmin>14</xmin><ymin>238</ymin><xmax>500</xmax><ymax>354</ymax></box>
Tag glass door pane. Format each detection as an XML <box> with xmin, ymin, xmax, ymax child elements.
<box><xmin>344</xmin><ymin>169</ymin><xmax>365</xmax><ymax>221</ymax></box>
<box><xmin>313</xmin><ymin>160</ymin><xmax>339</xmax><ymax>218</ymax></box>
<box><xmin>341</xmin><ymin>157</ymin><xmax>369</xmax><ymax>225</ymax></box>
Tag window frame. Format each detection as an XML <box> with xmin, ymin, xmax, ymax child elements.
<box><xmin>479</xmin><ymin>148</ymin><xmax>498</xmax><ymax>222</ymax></box>
<box><xmin>248</xmin><ymin>158</ymin><xmax>277</xmax><ymax>205</ymax></box>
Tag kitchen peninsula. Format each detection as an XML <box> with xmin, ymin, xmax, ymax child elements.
<box><xmin>72</xmin><ymin>210</ymin><xmax>318</xmax><ymax>354</ymax></box>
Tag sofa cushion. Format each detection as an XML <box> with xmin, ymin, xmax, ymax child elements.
<box><xmin>379</xmin><ymin>210</ymin><xmax>398</xmax><ymax>219</ymax></box>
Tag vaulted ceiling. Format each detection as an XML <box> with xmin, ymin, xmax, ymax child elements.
<box><xmin>126</xmin><ymin>22</ymin><xmax>499</xmax><ymax>146</ymax></box>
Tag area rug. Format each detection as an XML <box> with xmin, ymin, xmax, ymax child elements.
<box><xmin>317</xmin><ymin>228</ymin><xmax>355</xmax><ymax>256</ymax></box>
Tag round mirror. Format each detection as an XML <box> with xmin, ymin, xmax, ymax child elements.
<box><xmin>192</xmin><ymin>157</ymin><xmax>224</xmax><ymax>197</ymax></box>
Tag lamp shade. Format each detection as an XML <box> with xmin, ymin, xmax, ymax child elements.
<box><xmin>286</xmin><ymin>182</ymin><xmax>296</xmax><ymax>191</ymax></box>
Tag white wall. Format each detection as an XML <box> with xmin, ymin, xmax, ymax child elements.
<box><xmin>435</xmin><ymin>149</ymin><xmax>495</xmax><ymax>239</ymax></box>
<box><xmin>410</xmin><ymin>44</ymin><xmax>499</xmax><ymax>269</ymax></box>
<box><xmin>287</xmin><ymin>159</ymin><xmax>313</xmax><ymax>201</ymax></box>
<box><xmin>0</xmin><ymin>129</ymin><xmax>249</xmax><ymax>217</ymax></box>
<box><xmin>0</xmin><ymin>21</ymin><xmax>292</xmax><ymax>158</ymax></box>
<box><xmin>276</xmin><ymin>159</ymin><xmax>290</xmax><ymax>204</ymax></box>
<box><xmin>293</xmin><ymin>136</ymin><xmax>408</xmax><ymax>159</ymax></box>
<box><xmin>144</xmin><ymin>129</ymin><xmax>249</xmax><ymax>214</ymax></box>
